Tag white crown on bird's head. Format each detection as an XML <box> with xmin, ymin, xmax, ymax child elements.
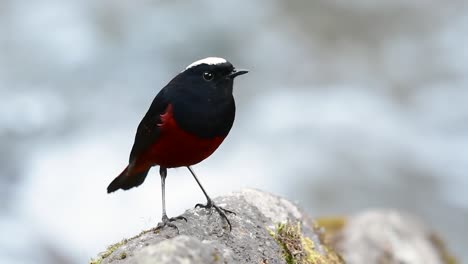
<box><xmin>185</xmin><ymin>57</ymin><xmax>228</xmax><ymax>70</ymax></box>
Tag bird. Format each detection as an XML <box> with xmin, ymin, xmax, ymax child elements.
<box><xmin>107</xmin><ymin>57</ymin><xmax>248</xmax><ymax>231</ymax></box>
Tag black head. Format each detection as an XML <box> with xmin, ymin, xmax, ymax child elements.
<box><xmin>169</xmin><ymin>57</ymin><xmax>248</xmax><ymax>98</ymax></box>
<box><xmin>163</xmin><ymin>57</ymin><xmax>247</xmax><ymax>138</ymax></box>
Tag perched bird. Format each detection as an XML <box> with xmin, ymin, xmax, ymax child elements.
<box><xmin>107</xmin><ymin>57</ymin><xmax>248</xmax><ymax>231</ymax></box>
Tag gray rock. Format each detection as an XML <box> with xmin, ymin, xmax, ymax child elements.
<box><xmin>92</xmin><ymin>190</ymin><xmax>456</xmax><ymax>264</ymax></box>
<box><xmin>135</xmin><ymin>236</ymin><xmax>228</xmax><ymax>264</ymax></box>
<box><xmin>330</xmin><ymin>210</ymin><xmax>457</xmax><ymax>264</ymax></box>
<box><xmin>91</xmin><ymin>189</ymin><xmax>342</xmax><ymax>264</ymax></box>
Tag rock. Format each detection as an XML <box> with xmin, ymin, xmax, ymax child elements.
<box><xmin>91</xmin><ymin>189</ymin><xmax>456</xmax><ymax>264</ymax></box>
<box><xmin>91</xmin><ymin>189</ymin><xmax>343</xmax><ymax>264</ymax></box>
<box><xmin>319</xmin><ymin>210</ymin><xmax>457</xmax><ymax>264</ymax></box>
<box><xmin>135</xmin><ymin>236</ymin><xmax>229</xmax><ymax>264</ymax></box>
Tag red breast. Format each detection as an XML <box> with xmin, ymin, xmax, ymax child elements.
<box><xmin>133</xmin><ymin>104</ymin><xmax>225</xmax><ymax>170</ymax></box>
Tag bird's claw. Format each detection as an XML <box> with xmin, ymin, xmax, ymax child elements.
<box><xmin>155</xmin><ymin>214</ymin><xmax>187</xmax><ymax>233</ymax></box>
<box><xmin>195</xmin><ymin>200</ymin><xmax>235</xmax><ymax>231</ymax></box>
<box><xmin>172</xmin><ymin>215</ymin><xmax>188</xmax><ymax>222</ymax></box>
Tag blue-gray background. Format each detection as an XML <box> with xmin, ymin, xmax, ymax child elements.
<box><xmin>1</xmin><ymin>1</ymin><xmax>467</xmax><ymax>263</ymax></box>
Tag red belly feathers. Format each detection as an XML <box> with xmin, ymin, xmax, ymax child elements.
<box><xmin>134</xmin><ymin>104</ymin><xmax>225</xmax><ymax>169</ymax></box>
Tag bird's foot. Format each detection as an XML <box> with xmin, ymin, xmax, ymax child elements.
<box><xmin>195</xmin><ymin>200</ymin><xmax>235</xmax><ymax>231</ymax></box>
<box><xmin>155</xmin><ymin>214</ymin><xmax>187</xmax><ymax>233</ymax></box>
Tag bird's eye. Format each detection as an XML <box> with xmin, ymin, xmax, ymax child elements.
<box><xmin>202</xmin><ymin>71</ymin><xmax>214</xmax><ymax>81</ymax></box>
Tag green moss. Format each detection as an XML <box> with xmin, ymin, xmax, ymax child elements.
<box><xmin>268</xmin><ymin>221</ymin><xmax>344</xmax><ymax>264</ymax></box>
<box><xmin>268</xmin><ymin>223</ymin><xmax>295</xmax><ymax>263</ymax></box>
<box><xmin>89</xmin><ymin>226</ymin><xmax>162</xmax><ymax>264</ymax></box>
<box><xmin>315</xmin><ymin>217</ymin><xmax>346</xmax><ymax>235</ymax></box>
<box><xmin>212</xmin><ymin>251</ymin><xmax>220</xmax><ymax>262</ymax></box>
<box><xmin>89</xmin><ymin>239</ymin><xmax>128</xmax><ymax>264</ymax></box>
<box><xmin>315</xmin><ymin>216</ymin><xmax>347</xmax><ymax>245</ymax></box>
<box><xmin>119</xmin><ymin>252</ymin><xmax>127</xmax><ymax>260</ymax></box>
<box><xmin>429</xmin><ymin>233</ymin><xmax>458</xmax><ymax>264</ymax></box>
<box><xmin>90</xmin><ymin>225</ymin><xmax>171</xmax><ymax>264</ymax></box>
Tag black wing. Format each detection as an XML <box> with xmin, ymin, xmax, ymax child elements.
<box><xmin>129</xmin><ymin>88</ymin><xmax>169</xmax><ymax>163</ymax></box>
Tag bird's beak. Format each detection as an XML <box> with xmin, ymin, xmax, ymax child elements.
<box><xmin>228</xmin><ymin>69</ymin><xmax>249</xmax><ymax>79</ymax></box>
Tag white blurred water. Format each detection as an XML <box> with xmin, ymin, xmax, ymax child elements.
<box><xmin>0</xmin><ymin>1</ymin><xmax>467</xmax><ymax>263</ymax></box>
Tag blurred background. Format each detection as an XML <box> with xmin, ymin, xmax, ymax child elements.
<box><xmin>1</xmin><ymin>0</ymin><xmax>467</xmax><ymax>263</ymax></box>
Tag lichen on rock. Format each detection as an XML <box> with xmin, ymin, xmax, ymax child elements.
<box><xmin>268</xmin><ymin>221</ymin><xmax>344</xmax><ymax>264</ymax></box>
<box><xmin>91</xmin><ymin>189</ymin><xmax>341</xmax><ymax>264</ymax></box>
<box><xmin>90</xmin><ymin>239</ymin><xmax>128</xmax><ymax>264</ymax></box>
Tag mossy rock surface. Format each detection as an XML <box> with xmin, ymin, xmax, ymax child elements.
<box><xmin>90</xmin><ymin>189</ymin><xmax>341</xmax><ymax>264</ymax></box>
<box><xmin>91</xmin><ymin>190</ymin><xmax>456</xmax><ymax>264</ymax></box>
<box><xmin>269</xmin><ymin>221</ymin><xmax>344</xmax><ymax>264</ymax></box>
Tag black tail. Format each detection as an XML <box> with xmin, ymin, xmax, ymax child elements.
<box><xmin>107</xmin><ymin>166</ymin><xmax>150</xmax><ymax>193</ymax></box>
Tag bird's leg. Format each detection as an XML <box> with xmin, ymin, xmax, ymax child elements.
<box><xmin>187</xmin><ymin>166</ymin><xmax>235</xmax><ymax>231</ymax></box>
<box><xmin>156</xmin><ymin>167</ymin><xmax>186</xmax><ymax>232</ymax></box>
